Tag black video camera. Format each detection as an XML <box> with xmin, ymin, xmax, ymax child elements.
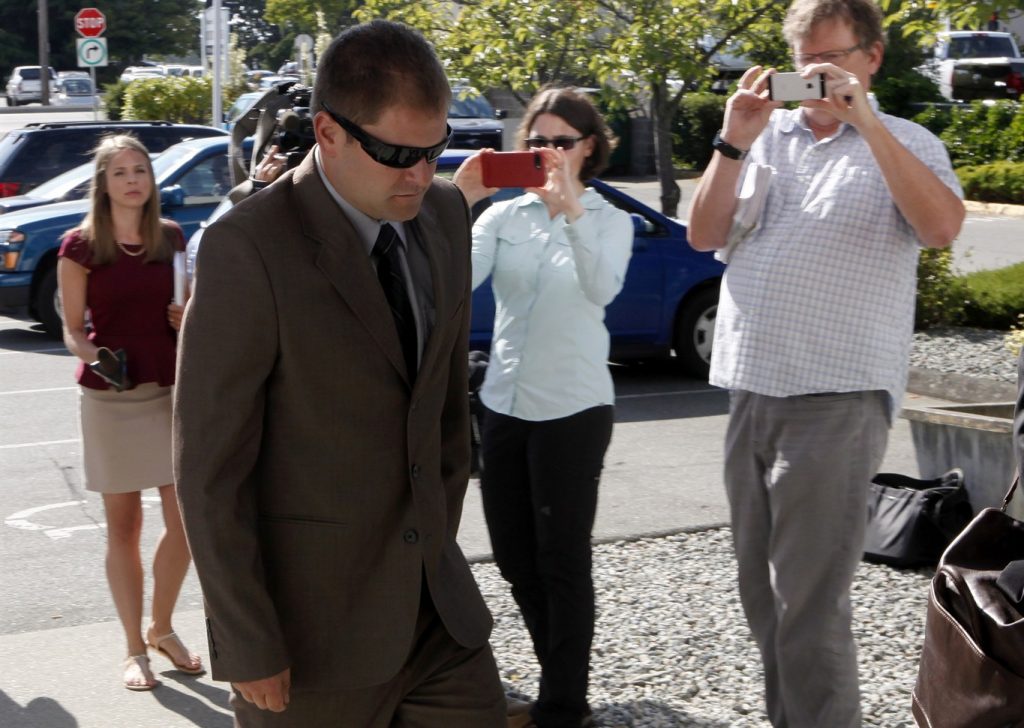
<box><xmin>227</xmin><ymin>80</ymin><xmax>317</xmax><ymax>190</ymax></box>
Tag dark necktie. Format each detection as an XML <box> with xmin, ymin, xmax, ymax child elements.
<box><xmin>372</xmin><ymin>223</ymin><xmax>417</xmax><ymax>382</ymax></box>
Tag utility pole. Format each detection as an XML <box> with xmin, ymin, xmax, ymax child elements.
<box><xmin>38</xmin><ymin>0</ymin><xmax>50</xmax><ymax>105</ymax></box>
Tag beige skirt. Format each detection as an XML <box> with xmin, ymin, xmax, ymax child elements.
<box><xmin>79</xmin><ymin>382</ymin><xmax>174</xmax><ymax>494</ymax></box>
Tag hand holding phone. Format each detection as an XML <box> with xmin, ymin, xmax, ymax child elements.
<box><xmin>480</xmin><ymin>151</ymin><xmax>546</xmax><ymax>188</ymax></box>
<box><xmin>768</xmin><ymin>72</ymin><xmax>826</xmax><ymax>102</ymax></box>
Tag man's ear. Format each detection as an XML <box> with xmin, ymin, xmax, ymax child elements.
<box><xmin>865</xmin><ymin>41</ymin><xmax>884</xmax><ymax>75</ymax></box>
<box><xmin>314</xmin><ymin>112</ymin><xmax>342</xmax><ymax>157</ymax></box>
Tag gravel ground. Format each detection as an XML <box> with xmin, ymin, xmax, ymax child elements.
<box><xmin>911</xmin><ymin>326</ymin><xmax>1019</xmax><ymax>383</ymax></box>
<box><xmin>476</xmin><ymin>529</ymin><xmax>933</xmax><ymax>728</ymax></box>
<box><xmin>470</xmin><ymin>327</ymin><xmax>1012</xmax><ymax>728</ymax></box>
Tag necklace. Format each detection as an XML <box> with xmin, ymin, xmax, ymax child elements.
<box><xmin>116</xmin><ymin>241</ymin><xmax>145</xmax><ymax>257</ymax></box>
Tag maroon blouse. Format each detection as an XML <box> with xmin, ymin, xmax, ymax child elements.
<box><xmin>58</xmin><ymin>222</ymin><xmax>185</xmax><ymax>390</ymax></box>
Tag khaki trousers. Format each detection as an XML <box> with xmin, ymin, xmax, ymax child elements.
<box><xmin>724</xmin><ymin>390</ymin><xmax>889</xmax><ymax>728</ymax></box>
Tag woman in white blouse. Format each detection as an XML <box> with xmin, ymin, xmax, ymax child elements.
<box><xmin>455</xmin><ymin>86</ymin><xmax>633</xmax><ymax>728</ymax></box>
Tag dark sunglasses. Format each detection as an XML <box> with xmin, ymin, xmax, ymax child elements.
<box><xmin>525</xmin><ymin>135</ymin><xmax>585</xmax><ymax>150</ymax></box>
<box><xmin>320</xmin><ymin>101</ymin><xmax>452</xmax><ymax>168</ymax></box>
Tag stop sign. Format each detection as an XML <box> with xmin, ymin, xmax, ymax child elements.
<box><xmin>75</xmin><ymin>8</ymin><xmax>106</xmax><ymax>38</ymax></box>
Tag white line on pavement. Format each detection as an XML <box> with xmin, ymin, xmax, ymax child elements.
<box><xmin>0</xmin><ymin>438</ymin><xmax>78</xmax><ymax>450</ymax></box>
<box><xmin>0</xmin><ymin>347</ymin><xmax>69</xmax><ymax>356</ymax></box>
<box><xmin>0</xmin><ymin>386</ymin><xmax>77</xmax><ymax>396</ymax></box>
<box><xmin>617</xmin><ymin>389</ymin><xmax>722</xmax><ymax>400</ymax></box>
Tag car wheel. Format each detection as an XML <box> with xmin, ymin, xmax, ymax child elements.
<box><xmin>35</xmin><ymin>265</ymin><xmax>63</xmax><ymax>338</ymax></box>
<box><xmin>672</xmin><ymin>286</ymin><xmax>718</xmax><ymax>379</ymax></box>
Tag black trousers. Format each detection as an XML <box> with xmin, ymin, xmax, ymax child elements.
<box><xmin>480</xmin><ymin>405</ymin><xmax>614</xmax><ymax>728</ymax></box>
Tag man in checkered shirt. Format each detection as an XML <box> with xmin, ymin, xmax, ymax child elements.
<box><xmin>688</xmin><ymin>1</ymin><xmax>963</xmax><ymax>726</ymax></box>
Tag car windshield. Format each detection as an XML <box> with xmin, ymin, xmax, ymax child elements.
<box><xmin>152</xmin><ymin>145</ymin><xmax>201</xmax><ymax>181</ymax></box>
<box><xmin>948</xmin><ymin>35</ymin><xmax>1019</xmax><ymax>58</ymax></box>
<box><xmin>448</xmin><ymin>91</ymin><xmax>494</xmax><ymax>119</ymax></box>
<box><xmin>24</xmin><ymin>160</ymin><xmax>96</xmax><ymax>199</ymax></box>
<box><xmin>61</xmin><ymin>79</ymin><xmax>92</xmax><ymax>94</ymax></box>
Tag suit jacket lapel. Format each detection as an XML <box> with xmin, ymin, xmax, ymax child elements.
<box><xmin>291</xmin><ymin>155</ymin><xmax>411</xmax><ymax>384</ymax></box>
<box><xmin>409</xmin><ymin>200</ymin><xmax>451</xmax><ymax>388</ymax></box>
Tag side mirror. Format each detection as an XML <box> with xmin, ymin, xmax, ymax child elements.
<box><xmin>160</xmin><ymin>186</ymin><xmax>185</xmax><ymax>208</ymax></box>
<box><xmin>495</xmin><ymin>109</ymin><xmax>507</xmax><ymax>120</ymax></box>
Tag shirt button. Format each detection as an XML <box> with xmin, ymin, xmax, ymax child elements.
<box><xmin>403</xmin><ymin>529</ymin><xmax>419</xmax><ymax>544</ymax></box>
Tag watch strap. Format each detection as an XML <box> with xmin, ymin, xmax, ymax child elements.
<box><xmin>712</xmin><ymin>130</ymin><xmax>748</xmax><ymax>160</ymax></box>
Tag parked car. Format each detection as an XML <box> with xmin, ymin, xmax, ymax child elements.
<box><xmin>919</xmin><ymin>31</ymin><xmax>1024</xmax><ymax>101</ymax></box>
<box><xmin>0</xmin><ymin>135</ymin><xmax>252</xmax><ymax>335</ymax></box>
<box><xmin>224</xmin><ymin>91</ymin><xmax>265</xmax><ymax>129</ymax></box>
<box><xmin>52</xmin><ymin>76</ymin><xmax>99</xmax><ymax>107</ymax></box>
<box><xmin>5</xmin><ymin>66</ymin><xmax>57</xmax><ymax>106</ymax></box>
<box><xmin>119</xmin><ymin>66</ymin><xmax>165</xmax><ymax>83</ymax></box>
<box><xmin>0</xmin><ymin>120</ymin><xmax>227</xmax><ymax>197</ymax></box>
<box><xmin>0</xmin><ymin>159</ymin><xmax>98</xmax><ymax>215</ymax></box>
<box><xmin>187</xmin><ymin>148</ymin><xmax>723</xmax><ymax>376</ymax></box>
<box><xmin>448</xmin><ymin>85</ymin><xmax>506</xmax><ymax>150</ymax></box>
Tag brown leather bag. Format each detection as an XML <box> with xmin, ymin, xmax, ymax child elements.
<box><xmin>912</xmin><ymin>477</ymin><xmax>1024</xmax><ymax>727</ymax></box>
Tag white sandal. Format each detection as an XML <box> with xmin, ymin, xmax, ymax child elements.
<box><xmin>146</xmin><ymin>630</ymin><xmax>205</xmax><ymax>675</ymax></box>
<box><xmin>123</xmin><ymin>653</ymin><xmax>158</xmax><ymax>691</ymax></box>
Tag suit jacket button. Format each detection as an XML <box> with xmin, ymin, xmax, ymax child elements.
<box><xmin>411</xmin><ymin>464</ymin><xmax>421</xmax><ymax>479</ymax></box>
<box><xmin>403</xmin><ymin>529</ymin><xmax>419</xmax><ymax>544</ymax></box>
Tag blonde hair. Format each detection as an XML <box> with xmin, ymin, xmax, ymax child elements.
<box><xmin>76</xmin><ymin>134</ymin><xmax>168</xmax><ymax>266</ymax></box>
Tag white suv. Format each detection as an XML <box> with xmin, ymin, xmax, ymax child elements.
<box><xmin>5</xmin><ymin>66</ymin><xmax>57</xmax><ymax>106</ymax></box>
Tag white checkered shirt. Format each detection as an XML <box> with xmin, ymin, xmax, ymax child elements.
<box><xmin>710</xmin><ymin>106</ymin><xmax>962</xmax><ymax>411</ymax></box>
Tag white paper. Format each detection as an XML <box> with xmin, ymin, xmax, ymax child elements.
<box><xmin>173</xmin><ymin>251</ymin><xmax>186</xmax><ymax>305</ymax></box>
<box><xmin>716</xmin><ymin>163</ymin><xmax>773</xmax><ymax>264</ymax></box>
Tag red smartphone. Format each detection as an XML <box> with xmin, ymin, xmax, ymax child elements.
<box><xmin>480</xmin><ymin>151</ymin><xmax>546</xmax><ymax>188</ymax></box>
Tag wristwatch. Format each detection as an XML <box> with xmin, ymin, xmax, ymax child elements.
<box><xmin>712</xmin><ymin>130</ymin><xmax>748</xmax><ymax>161</ymax></box>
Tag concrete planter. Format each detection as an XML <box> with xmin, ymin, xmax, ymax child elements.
<box><xmin>900</xmin><ymin>402</ymin><xmax>1023</xmax><ymax>520</ymax></box>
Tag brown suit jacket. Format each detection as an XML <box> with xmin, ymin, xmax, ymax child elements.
<box><xmin>173</xmin><ymin>152</ymin><xmax>491</xmax><ymax>690</ymax></box>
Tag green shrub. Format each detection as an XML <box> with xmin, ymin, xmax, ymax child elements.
<box><xmin>672</xmin><ymin>92</ymin><xmax>726</xmax><ymax>170</ymax></box>
<box><xmin>911</xmin><ymin>104</ymin><xmax>953</xmax><ymax>137</ymax></box>
<box><xmin>956</xmin><ymin>161</ymin><xmax>1024</xmax><ymax>204</ymax></box>
<box><xmin>122</xmin><ymin>77</ymin><xmax>213</xmax><ymax>125</ymax></box>
<box><xmin>958</xmin><ymin>262</ymin><xmax>1024</xmax><ymax>329</ymax></box>
<box><xmin>102</xmin><ymin>80</ymin><xmax>131</xmax><ymax>121</ymax></box>
<box><xmin>916</xmin><ymin>247</ymin><xmax>969</xmax><ymax>328</ymax></box>
<box><xmin>940</xmin><ymin>101</ymin><xmax>1019</xmax><ymax>168</ymax></box>
<box><xmin>874</xmin><ymin>72</ymin><xmax>944</xmax><ymax>119</ymax></box>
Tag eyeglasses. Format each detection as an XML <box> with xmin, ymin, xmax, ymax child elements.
<box><xmin>320</xmin><ymin>101</ymin><xmax>452</xmax><ymax>168</ymax></box>
<box><xmin>524</xmin><ymin>135</ymin><xmax>585</xmax><ymax>150</ymax></box>
<box><xmin>793</xmin><ymin>44</ymin><xmax>862</xmax><ymax>66</ymax></box>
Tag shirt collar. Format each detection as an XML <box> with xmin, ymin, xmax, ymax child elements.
<box><xmin>520</xmin><ymin>186</ymin><xmax>604</xmax><ymax>211</ymax></box>
<box><xmin>778</xmin><ymin>93</ymin><xmax>881</xmax><ymax>137</ymax></box>
<box><xmin>314</xmin><ymin>145</ymin><xmax>407</xmax><ymax>256</ymax></box>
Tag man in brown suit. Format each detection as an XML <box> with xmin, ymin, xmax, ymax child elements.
<box><xmin>174</xmin><ymin>20</ymin><xmax>506</xmax><ymax>727</ymax></box>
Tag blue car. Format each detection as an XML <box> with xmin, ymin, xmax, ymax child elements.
<box><xmin>187</xmin><ymin>148</ymin><xmax>724</xmax><ymax>377</ymax></box>
<box><xmin>441</xmin><ymin>150</ymin><xmax>724</xmax><ymax>377</ymax></box>
<box><xmin>0</xmin><ymin>136</ymin><xmax>252</xmax><ymax>336</ymax></box>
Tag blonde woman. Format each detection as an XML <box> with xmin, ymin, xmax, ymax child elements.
<box><xmin>57</xmin><ymin>134</ymin><xmax>202</xmax><ymax>691</ymax></box>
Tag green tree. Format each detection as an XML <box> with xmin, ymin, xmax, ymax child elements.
<box><xmin>265</xmin><ymin>0</ymin><xmax>358</xmax><ymax>36</ymax></box>
<box><xmin>357</xmin><ymin>0</ymin><xmax>785</xmax><ymax>217</ymax></box>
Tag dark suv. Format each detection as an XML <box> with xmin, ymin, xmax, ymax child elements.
<box><xmin>0</xmin><ymin>120</ymin><xmax>227</xmax><ymax>197</ymax></box>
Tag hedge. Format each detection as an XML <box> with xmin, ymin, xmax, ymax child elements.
<box><xmin>956</xmin><ymin>162</ymin><xmax>1024</xmax><ymax>204</ymax></box>
<box><xmin>958</xmin><ymin>262</ymin><xmax>1024</xmax><ymax>330</ymax></box>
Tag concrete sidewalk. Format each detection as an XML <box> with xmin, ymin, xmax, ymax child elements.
<box><xmin>0</xmin><ymin>386</ymin><xmax>965</xmax><ymax>728</ymax></box>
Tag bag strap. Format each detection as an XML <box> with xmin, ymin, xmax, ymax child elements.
<box><xmin>1001</xmin><ymin>473</ymin><xmax>1020</xmax><ymax>513</ymax></box>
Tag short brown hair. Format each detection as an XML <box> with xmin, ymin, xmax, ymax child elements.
<box><xmin>312</xmin><ymin>20</ymin><xmax>451</xmax><ymax>126</ymax></box>
<box><xmin>516</xmin><ymin>86</ymin><xmax>616</xmax><ymax>182</ymax></box>
<box><xmin>783</xmin><ymin>0</ymin><xmax>884</xmax><ymax>49</ymax></box>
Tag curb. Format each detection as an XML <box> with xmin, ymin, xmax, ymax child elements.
<box><xmin>906</xmin><ymin>366</ymin><xmax>1016</xmax><ymax>403</ymax></box>
<box><xmin>963</xmin><ymin>199</ymin><xmax>1024</xmax><ymax>218</ymax></box>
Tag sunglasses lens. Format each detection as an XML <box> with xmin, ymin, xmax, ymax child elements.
<box><xmin>527</xmin><ymin>137</ymin><xmax>578</xmax><ymax>150</ymax></box>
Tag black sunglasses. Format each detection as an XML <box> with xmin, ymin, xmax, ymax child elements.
<box><xmin>320</xmin><ymin>101</ymin><xmax>452</xmax><ymax>168</ymax></box>
<box><xmin>525</xmin><ymin>135</ymin><xmax>585</xmax><ymax>150</ymax></box>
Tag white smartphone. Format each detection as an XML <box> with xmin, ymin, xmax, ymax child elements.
<box><xmin>768</xmin><ymin>72</ymin><xmax>826</xmax><ymax>102</ymax></box>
